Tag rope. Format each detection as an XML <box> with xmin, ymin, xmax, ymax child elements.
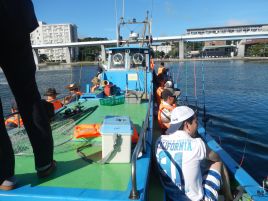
<box><xmin>114</xmin><ymin>0</ymin><xmax>118</xmax><ymax>40</ymax></box>
<box><xmin>185</xmin><ymin>61</ymin><xmax>188</xmax><ymax>103</ymax></box>
<box><xmin>201</xmin><ymin>60</ymin><xmax>207</xmax><ymax>132</ymax></box>
<box><xmin>79</xmin><ymin>64</ymin><xmax>83</xmax><ymax>86</ymax></box>
<box><xmin>69</xmin><ymin>67</ymin><xmax>73</xmax><ymax>84</ymax></box>
<box><xmin>193</xmin><ymin>60</ymin><xmax>197</xmax><ymax>108</ymax></box>
<box><xmin>175</xmin><ymin>62</ymin><xmax>181</xmax><ymax>86</ymax></box>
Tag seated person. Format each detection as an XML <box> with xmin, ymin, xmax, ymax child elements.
<box><xmin>155</xmin><ymin>106</ymin><xmax>232</xmax><ymax>201</ymax></box>
<box><xmin>101</xmin><ymin>80</ymin><xmax>113</xmax><ymax>97</ymax></box>
<box><xmin>5</xmin><ymin>102</ymin><xmax>23</xmax><ymax>129</ymax></box>
<box><xmin>155</xmin><ymin>75</ymin><xmax>165</xmax><ymax>106</ymax></box>
<box><xmin>157</xmin><ymin>88</ymin><xmax>178</xmax><ymax>134</ymax></box>
<box><xmin>90</xmin><ymin>77</ymin><xmax>100</xmax><ymax>93</ymax></box>
<box><xmin>64</xmin><ymin>83</ymin><xmax>82</xmax><ymax>104</ymax></box>
<box><xmin>44</xmin><ymin>88</ymin><xmax>63</xmax><ymax>111</ymax></box>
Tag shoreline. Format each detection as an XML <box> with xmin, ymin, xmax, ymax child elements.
<box><xmin>155</xmin><ymin>56</ymin><xmax>268</xmax><ymax>62</ymax></box>
<box><xmin>36</xmin><ymin>57</ymin><xmax>268</xmax><ymax>67</ymax></box>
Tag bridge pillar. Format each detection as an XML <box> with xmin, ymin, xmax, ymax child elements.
<box><xmin>66</xmin><ymin>47</ymin><xmax>71</xmax><ymax>63</ymax></box>
<box><xmin>32</xmin><ymin>49</ymin><xmax>40</xmax><ymax>66</ymax></box>
<box><xmin>179</xmin><ymin>40</ymin><xmax>184</xmax><ymax>59</ymax></box>
<box><xmin>237</xmin><ymin>40</ymin><xmax>246</xmax><ymax>57</ymax></box>
<box><xmin>101</xmin><ymin>45</ymin><xmax>106</xmax><ymax>61</ymax></box>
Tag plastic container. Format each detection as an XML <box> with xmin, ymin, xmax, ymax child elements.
<box><xmin>99</xmin><ymin>95</ymin><xmax>125</xmax><ymax>106</ymax></box>
<box><xmin>125</xmin><ymin>91</ymin><xmax>144</xmax><ymax>104</ymax></box>
<box><xmin>100</xmin><ymin>116</ymin><xmax>133</xmax><ymax>163</ymax></box>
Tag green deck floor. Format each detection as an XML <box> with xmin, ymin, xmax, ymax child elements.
<box><xmin>14</xmin><ymin>100</ymin><xmax>148</xmax><ymax>191</ymax></box>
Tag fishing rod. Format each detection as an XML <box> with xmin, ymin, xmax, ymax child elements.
<box><xmin>201</xmin><ymin>58</ymin><xmax>208</xmax><ymax>133</ymax></box>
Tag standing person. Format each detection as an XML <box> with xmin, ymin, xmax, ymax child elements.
<box><xmin>0</xmin><ymin>0</ymin><xmax>56</xmax><ymax>190</ymax></box>
<box><xmin>155</xmin><ymin>106</ymin><xmax>232</xmax><ymax>201</ymax></box>
<box><xmin>44</xmin><ymin>88</ymin><xmax>63</xmax><ymax>111</ymax></box>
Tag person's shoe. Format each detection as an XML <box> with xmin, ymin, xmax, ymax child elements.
<box><xmin>37</xmin><ymin>160</ymin><xmax>57</xmax><ymax>178</ymax></box>
<box><xmin>0</xmin><ymin>176</ymin><xmax>17</xmax><ymax>191</ymax></box>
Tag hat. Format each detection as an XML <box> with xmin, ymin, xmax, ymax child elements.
<box><xmin>65</xmin><ymin>83</ymin><xmax>79</xmax><ymax>90</ymax></box>
<box><xmin>100</xmin><ymin>80</ymin><xmax>109</xmax><ymax>87</ymax></box>
<box><xmin>44</xmin><ymin>88</ymin><xmax>59</xmax><ymax>96</ymax></box>
<box><xmin>91</xmin><ymin>77</ymin><xmax>100</xmax><ymax>85</ymax></box>
<box><xmin>11</xmin><ymin>101</ymin><xmax>18</xmax><ymax>110</ymax></box>
<box><xmin>166</xmin><ymin>106</ymin><xmax>195</xmax><ymax>134</ymax></box>
<box><xmin>164</xmin><ymin>81</ymin><xmax>173</xmax><ymax>88</ymax></box>
<box><xmin>161</xmin><ymin>88</ymin><xmax>181</xmax><ymax>100</ymax></box>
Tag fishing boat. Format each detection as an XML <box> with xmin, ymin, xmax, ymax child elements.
<box><xmin>1</xmin><ymin>16</ymin><xmax>154</xmax><ymax>201</ymax></box>
<box><xmin>2</xmin><ymin>14</ymin><xmax>268</xmax><ymax>201</ymax></box>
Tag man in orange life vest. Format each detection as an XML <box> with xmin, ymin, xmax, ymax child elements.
<box><xmin>5</xmin><ymin>103</ymin><xmax>23</xmax><ymax>129</ymax></box>
<box><xmin>44</xmin><ymin>88</ymin><xmax>63</xmax><ymax>111</ymax></box>
<box><xmin>158</xmin><ymin>88</ymin><xmax>180</xmax><ymax>134</ymax></box>
<box><xmin>64</xmin><ymin>83</ymin><xmax>82</xmax><ymax>104</ymax></box>
<box><xmin>155</xmin><ymin>74</ymin><xmax>166</xmax><ymax>107</ymax></box>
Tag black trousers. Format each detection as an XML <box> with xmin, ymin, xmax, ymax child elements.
<box><xmin>0</xmin><ymin>34</ymin><xmax>54</xmax><ymax>183</ymax></box>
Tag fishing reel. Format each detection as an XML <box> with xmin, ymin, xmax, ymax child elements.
<box><xmin>64</xmin><ymin>103</ymin><xmax>84</xmax><ymax>117</ymax></box>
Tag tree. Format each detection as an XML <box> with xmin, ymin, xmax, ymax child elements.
<box><xmin>78</xmin><ymin>37</ymin><xmax>108</xmax><ymax>61</ymax></box>
<box><xmin>39</xmin><ymin>54</ymin><xmax>48</xmax><ymax>63</ymax></box>
<box><xmin>246</xmin><ymin>44</ymin><xmax>268</xmax><ymax>57</ymax></box>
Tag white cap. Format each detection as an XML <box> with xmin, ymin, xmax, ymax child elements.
<box><xmin>166</xmin><ymin>106</ymin><xmax>195</xmax><ymax>134</ymax></box>
<box><xmin>164</xmin><ymin>81</ymin><xmax>173</xmax><ymax>88</ymax></box>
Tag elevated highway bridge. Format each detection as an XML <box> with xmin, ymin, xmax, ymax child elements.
<box><xmin>32</xmin><ymin>31</ymin><xmax>268</xmax><ymax>64</ymax></box>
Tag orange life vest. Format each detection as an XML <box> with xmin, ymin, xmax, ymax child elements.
<box><xmin>156</xmin><ymin>86</ymin><xmax>164</xmax><ymax>106</ymax></box>
<box><xmin>74</xmin><ymin>123</ymin><xmax>139</xmax><ymax>143</ymax></box>
<box><xmin>150</xmin><ymin>58</ymin><xmax>155</xmax><ymax>70</ymax></box>
<box><xmin>76</xmin><ymin>91</ymin><xmax>83</xmax><ymax>96</ymax></box>
<box><xmin>104</xmin><ymin>84</ymin><xmax>113</xmax><ymax>97</ymax></box>
<box><xmin>49</xmin><ymin>100</ymin><xmax>63</xmax><ymax>111</ymax></box>
<box><xmin>74</xmin><ymin>124</ymin><xmax>101</xmax><ymax>139</ymax></box>
<box><xmin>5</xmin><ymin>116</ymin><xmax>23</xmax><ymax>128</ymax></box>
<box><xmin>157</xmin><ymin>66</ymin><xmax>165</xmax><ymax>76</ymax></box>
<box><xmin>157</xmin><ymin>102</ymin><xmax>176</xmax><ymax>132</ymax></box>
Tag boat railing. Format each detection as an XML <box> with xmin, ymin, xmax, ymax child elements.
<box><xmin>129</xmin><ymin>91</ymin><xmax>152</xmax><ymax>200</ymax></box>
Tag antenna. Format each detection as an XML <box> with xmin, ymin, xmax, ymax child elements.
<box><xmin>122</xmin><ymin>0</ymin><xmax>125</xmax><ymax>19</ymax></box>
<box><xmin>115</xmin><ymin>0</ymin><xmax>118</xmax><ymax>40</ymax></box>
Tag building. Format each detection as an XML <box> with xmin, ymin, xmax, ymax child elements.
<box><xmin>151</xmin><ymin>45</ymin><xmax>172</xmax><ymax>54</ymax></box>
<box><xmin>186</xmin><ymin>24</ymin><xmax>268</xmax><ymax>35</ymax></box>
<box><xmin>30</xmin><ymin>21</ymin><xmax>78</xmax><ymax>62</ymax></box>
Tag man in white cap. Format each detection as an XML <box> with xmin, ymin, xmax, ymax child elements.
<box><xmin>155</xmin><ymin>106</ymin><xmax>232</xmax><ymax>201</ymax></box>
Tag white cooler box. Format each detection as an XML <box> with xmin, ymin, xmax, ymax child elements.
<box><xmin>100</xmin><ymin>116</ymin><xmax>133</xmax><ymax>163</ymax></box>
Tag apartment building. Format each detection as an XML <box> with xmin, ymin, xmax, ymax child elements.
<box><xmin>30</xmin><ymin>21</ymin><xmax>78</xmax><ymax>62</ymax></box>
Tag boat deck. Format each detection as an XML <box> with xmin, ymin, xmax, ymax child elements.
<box><xmin>2</xmin><ymin>100</ymin><xmax>150</xmax><ymax>201</ymax></box>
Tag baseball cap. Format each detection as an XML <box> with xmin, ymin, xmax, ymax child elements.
<box><xmin>161</xmin><ymin>88</ymin><xmax>181</xmax><ymax>100</ymax></box>
<box><xmin>166</xmin><ymin>106</ymin><xmax>195</xmax><ymax>134</ymax></box>
<box><xmin>164</xmin><ymin>81</ymin><xmax>173</xmax><ymax>88</ymax></box>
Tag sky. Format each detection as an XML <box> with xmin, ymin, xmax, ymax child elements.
<box><xmin>32</xmin><ymin>0</ymin><xmax>268</xmax><ymax>40</ymax></box>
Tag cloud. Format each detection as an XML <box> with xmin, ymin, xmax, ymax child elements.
<box><xmin>225</xmin><ymin>19</ymin><xmax>253</xmax><ymax>26</ymax></box>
